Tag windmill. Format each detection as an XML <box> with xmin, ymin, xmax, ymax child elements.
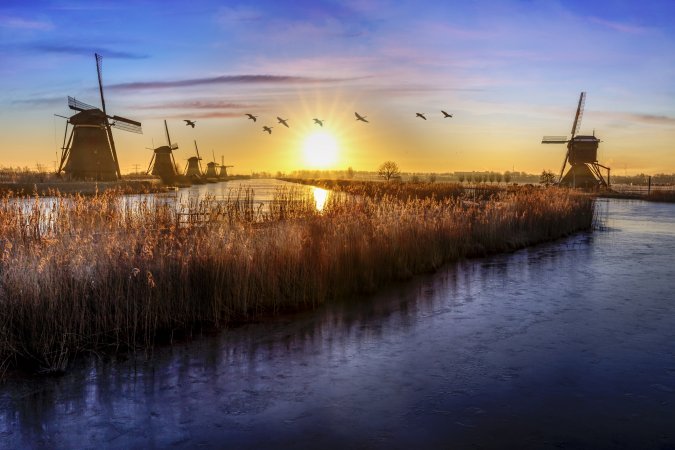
<box><xmin>147</xmin><ymin>120</ymin><xmax>179</xmax><ymax>183</ymax></box>
<box><xmin>57</xmin><ymin>53</ymin><xmax>142</xmax><ymax>181</ymax></box>
<box><xmin>204</xmin><ymin>149</ymin><xmax>219</xmax><ymax>179</ymax></box>
<box><xmin>184</xmin><ymin>140</ymin><xmax>203</xmax><ymax>178</ymax></box>
<box><xmin>542</xmin><ymin>92</ymin><xmax>610</xmax><ymax>188</ymax></box>
<box><xmin>219</xmin><ymin>160</ymin><xmax>234</xmax><ymax>178</ymax></box>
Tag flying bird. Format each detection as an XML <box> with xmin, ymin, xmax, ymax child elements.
<box><xmin>263</xmin><ymin>126</ymin><xmax>273</xmax><ymax>134</ymax></box>
<box><xmin>441</xmin><ymin>110</ymin><xmax>453</xmax><ymax>118</ymax></box>
<box><xmin>277</xmin><ymin>117</ymin><xmax>289</xmax><ymax>128</ymax></box>
<box><xmin>313</xmin><ymin>118</ymin><xmax>324</xmax><ymax>126</ymax></box>
<box><xmin>246</xmin><ymin>113</ymin><xmax>258</xmax><ymax>122</ymax></box>
<box><xmin>184</xmin><ymin>119</ymin><xmax>196</xmax><ymax>128</ymax></box>
<box><xmin>416</xmin><ymin>113</ymin><xmax>427</xmax><ymax>120</ymax></box>
<box><xmin>355</xmin><ymin>112</ymin><xmax>368</xmax><ymax>123</ymax></box>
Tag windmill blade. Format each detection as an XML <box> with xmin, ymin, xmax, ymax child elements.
<box><xmin>570</xmin><ymin>91</ymin><xmax>586</xmax><ymax>138</ymax></box>
<box><xmin>542</xmin><ymin>136</ymin><xmax>568</xmax><ymax>144</ymax></box>
<box><xmin>558</xmin><ymin>149</ymin><xmax>569</xmax><ymax>183</ymax></box>
<box><xmin>95</xmin><ymin>53</ymin><xmax>107</xmax><ymax>115</ymax></box>
<box><xmin>111</xmin><ymin>118</ymin><xmax>142</xmax><ymax>134</ymax></box>
<box><xmin>68</xmin><ymin>96</ymin><xmax>98</xmax><ymax>112</ymax></box>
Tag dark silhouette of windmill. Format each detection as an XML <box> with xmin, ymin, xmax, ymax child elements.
<box><xmin>147</xmin><ymin>120</ymin><xmax>179</xmax><ymax>184</ymax></box>
<box><xmin>185</xmin><ymin>140</ymin><xmax>204</xmax><ymax>179</ymax></box>
<box><xmin>57</xmin><ymin>53</ymin><xmax>142</xmax><ymax>181</ymax></box>
<box><xmin>542</xmin><ymin>92</ymin><xmax>610</xmax><ymax>188</ymax></box>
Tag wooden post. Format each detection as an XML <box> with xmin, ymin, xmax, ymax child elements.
<box><xmin>648</xmin><ymin>176</ymin><xmax>652</xmax><ymax>196</ymax></box>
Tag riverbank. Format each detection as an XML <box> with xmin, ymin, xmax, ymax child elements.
<box><xmin>0</xmin><ymin>179</ymin><xmax>166</xmax><ymax>196</ymax></box>
<box><xmin>0</xmin><ymin>184</ymin><xmax>593</xmax><ymax>376</ymax></box>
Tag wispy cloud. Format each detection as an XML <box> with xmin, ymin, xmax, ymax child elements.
<box><xmin>0</xmin><ymin>15</ymin><xmax>54</xmax><ymax>31</ymax></box>
<box><xmin>216</xmin><ymin>6</ymin><xmax>263</xmax><ymax>25</ymax></box>
<box><xmin>598</xmin><ymin>111</ymin><xmax>675</xmax><ymax>125</ymax></box>
<box><xmin>29</xmin><ymin>43</ymin><xmax>148</xmax><ymax>59</ymax></box>
<box><xmin>589</xmin><ymin>17</ymin><xmax>650</xmax><ymax>34</ymax></box>
<box><xmin>109</xmin><ymin>74</ymin><xmax>360</xmax><ymax>91</ymax></box>
<box><xmin>148</xmin><ymin>111</ymin><xmax>247</xmax><ymax>120</ymax></box>
<box><xmin>11</xmin><ymin>96</ymin><xmax>64</xmax><ymax>106</ymax></box>
<box><xmin>136</xmin><ymin>100</ymin><xmax>253</xmax><ymax>110</ymax></box>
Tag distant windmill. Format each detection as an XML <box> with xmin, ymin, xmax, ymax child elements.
<box><xmin>57</xmin><ymin>53</ymin><xmax>142</xmax><ymax>181</ymax></box>
<box><xmin>184</xmin><ymin>140</ymin><xmax>204</xmax><ymax>178</ymax></box>
<box><xmin>146</xmin><ymin>120</ymin><xmax>179</xmax><ymax>183</ymax></box>
<box><xmin>218</xmin><ymin>155</ymin><xmax>233</xmax><ymax>178</ymax></box>
<box><xmin>541</xmin><ymin>92</ymin><xmax>610</xmax><ymax>188</ymax></box>
<box><xmin>205</xmin><ymin>149</ymin><xmax>219</xmax><ymax>178</ymax></box>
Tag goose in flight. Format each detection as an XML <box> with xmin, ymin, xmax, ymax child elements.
<box><xmin>184</xmin><ymin>119</ymin><xmax>196</xmax><ymax>128</ymax></box>
<box><xmin>263</xmin><ymin>126</ymin><xmax>273</xmax><ymax>134</ymax></box>
<box><xmin>313</xmin><ymin>118</ymin><xmax>324</xmax><ymax>126</ymax></box>
<box><xmin>416</xmin><ymin>113</ymin><xmax>427</xmax><ymax>120</ymax></box>
<box><xmin>246</xmin><ymin>113</ymin><xmax>258</xmax><ymax>122</ymax></box>
<box><xmin>441</xmin><ymin>110</ymin><xmax>453</xmax><ymax>118</ymax></box>
<box><xmin>277</xmin><ymin>117</ymin><xmax>289</xmax><ymax>128</ymax></box>
<box><xmin>354</xmin><ymin>112</ymin><xmax>368</xmax><ymax>123</ymax></box>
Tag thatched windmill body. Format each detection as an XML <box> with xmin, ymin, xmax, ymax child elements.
<box><xmin>57</xmin><ymin>53</ymin><xmax>142</xmax><ymax>181</ymax></box>
<box><xmin>541</xmin><ymin>92</ymin><xmax>610</xmax><ymax>188</ymax></box>
<box><xmin>147</xmin><ymin>120</ymin><xmax>179</xmax><ymax>183</ymax></box>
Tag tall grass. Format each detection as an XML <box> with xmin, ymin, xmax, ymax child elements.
<box><xmin>0</xmin><ymin>185</ymin><xmax>593</xmax><ymax>375</ymax></box>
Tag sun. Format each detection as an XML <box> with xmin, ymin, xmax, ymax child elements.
<box><xmin>302</xmin><ymin>131</ymin><xmax>339</xmax><ymax>168</ymax></box>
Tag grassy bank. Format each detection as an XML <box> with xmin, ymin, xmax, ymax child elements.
<box><xmin>0</xmin><ymin>185</ymin><xmax>594</xmax><ymax>375</ymax></box>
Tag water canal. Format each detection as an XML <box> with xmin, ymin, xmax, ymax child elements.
<box><xmin>1</xmin><ymin>198</ymin><xmax>674</xmax><ymax>449</ymax></box>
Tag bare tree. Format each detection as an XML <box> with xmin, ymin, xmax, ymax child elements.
<box><xmin>540</xmin><ymin>170</ymin><xmax>556</xmax><ymax>186</ymax></box>
<box><xmin>428</xmin><ymin>173</ymin><xmax>437</xmax><ymax>183</ymax></box>
<box><xmin>378</xmin><ymin>160</ymin><xmax>400</xmax><ymax>181</ymax></box>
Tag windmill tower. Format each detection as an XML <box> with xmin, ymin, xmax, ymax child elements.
<box><xmin>57</xmin><ymin>53</ymin><xmax>142</xmax><ymax>181</ymax></box>
<box><xmin>184</xmin><ymin>140</ymin><xmax>203</xmax><ymax>178</ymax></box>
<box><xmin>205</xmin><ymin>149</ymin><xmax>219</xmax><ymax>178</ymax></box>
<box><xmin>542</xmin><ymin>92</ymin><xmax>610</xmax><ymax>188</ymax></box>
<box><xmin>147</xmin><ymin>120</ymin><xmax>179</xmax><ymax>183</ymax></box>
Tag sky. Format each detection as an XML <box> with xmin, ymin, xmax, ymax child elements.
<box><xmin>1</xmin><ymin>0</ymin><xmax>674</xmax><ymax>175</ymax></box>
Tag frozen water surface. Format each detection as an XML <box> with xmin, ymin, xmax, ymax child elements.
<box><xmin>1</xmin><ymin>198</ymin><xmax>674</xmax><ymax>449</ymax></box>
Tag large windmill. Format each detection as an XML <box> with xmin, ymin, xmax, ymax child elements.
<box><xmin>57</xmin><ymin>53</ymin><xmax>142</xmax><ymax>181</ymax></box>
<box><xmin>542</xmin><ymin>92</ymin><xmax>610</xmax><ymax>188</ymax></box>
<box><xmin>147</xmin><ymin>120</ymin><xmax>179</xmax><ymax>183</ymax></box>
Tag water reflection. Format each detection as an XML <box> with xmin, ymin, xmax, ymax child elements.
<box><xmin>2</xmin><ymin>199</ymin><xmax>675</xmax><ymax>448</ymax></box>
<box><xmin>313</xmin><ymin>186</ymin><xmax>328</xmax><ymax>212</ymax></box>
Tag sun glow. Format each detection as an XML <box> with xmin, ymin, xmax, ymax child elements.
<box><xmin>302</xmin><ymin>131</ymin><xmax>339</xmax><ymax>168</ymax></box>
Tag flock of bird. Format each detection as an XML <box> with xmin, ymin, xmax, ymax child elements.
<box><xmin>182</xmin><ymin>110</ymin><xmax>453</xmax><ymax>134</ymax></box>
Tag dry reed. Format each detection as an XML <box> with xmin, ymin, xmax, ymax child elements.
<box><xmin>0</xmin><ymin>184</ymin><xmax>593</xmax><ymax>375</ymax></box>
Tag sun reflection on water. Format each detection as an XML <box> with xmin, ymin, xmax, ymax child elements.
<box><xmin>313</xmin><ymin>187</ymin><xmax>328</xmax><ymax>212</ymax></box>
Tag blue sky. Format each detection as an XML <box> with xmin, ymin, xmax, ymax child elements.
<box><xmin>1</xmin><ymin>0</ymin><xmax>674</xmax><ymax>174</ymax></box>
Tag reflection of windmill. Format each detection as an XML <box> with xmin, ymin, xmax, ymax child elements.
<box><xmin>542</xmin><ymin>92</ymin><xmax>610</xmax><ymax>188</ymax></box>
<box><xmin>184</xmin><ymin>140</ymin><xmax>203</xmax><ymax>178</ymax></box>
<box><xmin>147</xmin><ymin>120</ymin><xmax>179</xmax><ymax>183</ymax></box>
<box><xmin>57</xmin><ymin>53</ymin><xmax>142</xmax><ymax>181</ymax></box>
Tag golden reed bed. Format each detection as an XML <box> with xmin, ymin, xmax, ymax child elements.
<box><xmin>0</xmin><ymin>183</ymin><xmax>593</xmax><ymax>375</ymax></box>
